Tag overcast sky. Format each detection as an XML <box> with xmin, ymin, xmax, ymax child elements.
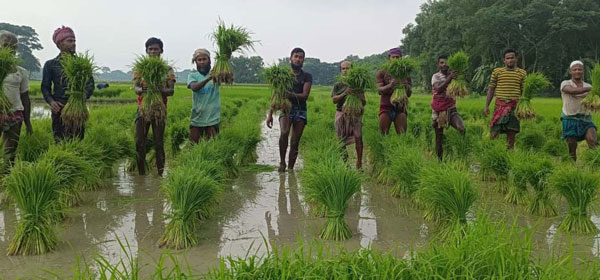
<box><xmin>2</xmin><ymin>0</ymin><xmax>425</xmax><ymax>72</ymax></box>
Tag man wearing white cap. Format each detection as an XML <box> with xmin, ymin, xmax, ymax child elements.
<box><xmin>187</xmin><ymin>48</ymin><xmax>220</xmax><ymax>142</ymax></box>
<box><xmin>561</xmin><ymin>60</ymin><xmax>596</xmax><ymax>161</ymax></box>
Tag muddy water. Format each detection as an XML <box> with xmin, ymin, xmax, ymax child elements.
<box><xmin>1</xmin><ymin>115</ymin><xmax>600</xmax><ymax>278</ymax></box>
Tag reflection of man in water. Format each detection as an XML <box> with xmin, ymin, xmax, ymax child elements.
<box><xmin>265</xmin><ymin>172</ymin><xmax>304</xmax><ymax>243</ymax></box>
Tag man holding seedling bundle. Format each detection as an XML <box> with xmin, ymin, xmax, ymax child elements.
<box><xmin>0</xmin><ymin>31</ymin><xmax>32</xmax><ymax>171</ymax></box>
<box><xmin>376</xmin><ymin>48</ymin><xmax>412</xmax><ymax>135</ymax></box>
<box><xmin>484</xmin><ymin>48</ymin><xmax>526</xmax><ymax>150</ymax></box>
<box><xmin>41</xmin><ymin>26</ymin><xmax>94</xmax><ymax>141</ymax></box>
<box><xmin>134</xmin><ymin>37</ymin><xmax>175</xmax><ymax>176</ymax></box>
<box><xmin>266</xmin><ymin>48</ymin><xmax>312</xmax><ymax>172</ymax></box>
<box><xmin>560</xmin><ymin>60</ymin><xmax>597</xmax><ymax>161</ymax></box>
<box><xmin>332</xmin><ymin>61</ymin><xmax>366</xmax><ymax>169</ymax></box>
<box><xmin>187</xmin><ymin>48</ymin><xmax>220</xmax><ymax>142</ymax></box>
<box><xmin>431</xmin><ymin>54</ymin><xmax>465</xmax><ymax>162</ymax></box>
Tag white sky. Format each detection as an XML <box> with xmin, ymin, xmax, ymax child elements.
<box><xmin>1</xmin><ymin>0</ymin><xmax>425</xmax><ymax>72</ymax></box>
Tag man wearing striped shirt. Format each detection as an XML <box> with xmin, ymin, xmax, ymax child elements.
<box><xmin>484</xmin><ymin>48</ymin><xmax>526</xmax><ymax>149</ymax></box>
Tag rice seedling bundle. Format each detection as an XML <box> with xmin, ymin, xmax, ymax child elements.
<box><xmin>0</xmin><ymin>47</ymin><xmax>19</xmax><ymax>123</ymax></box>
<box><xmin>4</xmin><ymin>161</ymin><xmax>61</xmax><ymax>255</ymax></box>
<box><xmin>387</xmin><ymin>143</ymin><xmax>424</xmax><ymax>198</ymax></box>
<box><xmin>17</xmin><ymin>130</ymin><xmax>52</xmax><ymax>162</ymax></box>
<box><xmin>39</xmin><ymin>146</ymin><xmax>99</xmax><ymax>208</ymax></box>
<box><xmin>515</xmin><ymin>72</ymin><xmax>550</xmax><ymax>120</ymax></box>
<box><xmin>60</xmin><ymin>52</ymin><xmax>96</xmax><ymax>134</ymax></box>
<box><xmin>551</xmin><ymin>167</ymin><xmax>599</xmax><ymax>233</ymax></box>
<box><xmin>447</xmin><ymin>51</ymin><xmax>470</xmax><ymax>97</ymax></box>
<box><xmin>478</xmin><ymin>143</ymin><xmax>510</xmax><ymax>193</ymax></box>
<box><xmin>211</xmin><ymin>20</ymin><xmax>256</xmax><ymax>85</ymax></box>
<box><xmin>338</xmin><ymin>64</ymin><xmax>373</xmax><ymax>121</ymax></box>
<box><xmin>415</xmin><ymin>164</ymin><xmax>476</xmax><ymax>234</ymax></box>
<box><xmin>526</xmin><ymin>157</ymin><xmax>555</xmax><ymax>216</ymax></box>
<box><xmin>159</xmin><ymin>166</ymin><xmax>221</xmax><ymax>249</ymax></box>
<box><xmin>133</xmin><ymin>55</ymin><xmax>170</xmax><ymax>123</ymax></box>
<box><xmin>581</xmin><ymin>63</ymin><xmax>600</xmax><ymax>112</ymax></box>
<box><xmin>505</xmin><ymin>152</ymin><xmax>533</xmax><ymax>205</ymax></box>
<box><xmin>582</xmin><ymin>147</ymin><xmax>600</xmax><ymax>169</ymax></box>
<box><xmin>383</xmin><ymin>58</ymin><xmax>417</xmax><ymax>107</ymax></box>
<box><xmin>264</xmin><ymin>65</ymin><xmax>295</xmax><ymax>114</ymax></box>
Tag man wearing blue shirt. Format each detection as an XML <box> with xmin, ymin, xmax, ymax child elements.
<box><xmin>187</xmin><ymin>48</ymin><xmax>220</xmax><ymax>142</ymax></box>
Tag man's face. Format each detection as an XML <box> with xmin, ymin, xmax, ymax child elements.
<box><xmin>59</xmin><ymin>37</ymin><xmax>76</xmax><ymax>54</ymax></box>
<box><xmin>438</xmin><ymin>58</ymin><xmax>449</xmax><ymax>72</ymax></box>
<box><xmin>195</xmin><ymin>55</ymin><xmax>211</xmax><ymax>69</ymax></box>
<box><xmin>389</xmin><ymin>54</ymin><xmax>402</xmax><ymax>60</ymax></box>
<box><xmin>570</xmin><ymin>64</ymin><xmax>584</xmax><ymax>80</ymax></box>
<box><xmin>503</xmin><ymin>52</ymin><xmax>517</xmax><ymax>68</ymax></box>
<box><xmin>340</xmin><ymin>62</ymin><xmax>351</xmax><ymax>75</ymax></box>
<box><xmin>290</xmin><ymin>52</ymin><xmax>305</xmax><ymax>68</ymax></box>
<box><xmin>146</xmin><ymin>44</ymin><xmax>163</xmax><ymax>57</ymax></box>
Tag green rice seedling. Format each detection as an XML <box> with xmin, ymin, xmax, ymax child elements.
<box><xmin>518</xmin><ymin>129</ymin><xmax>545</xmax><ymax>151</ymax></box>
<box><xmin>211</xmin><ymin>19</ymin><xmax>256</xmax><ymax>85</ymax></box>
<box><xmin>447</xmin><ymin>51</ymin><xmax>470</xmax><ymax>97</ymax></box>
<box><xmin>478</xmin><ymin>142</ymin><xmax>510</xmax><ymax>193</ymax></box>
<box><xmin>83</xmin><ymin>126</ymin><xmax>123</xmax><ymax>177</ymax></box>
<box><xmin>133</xmin><ymin>55</ymin><xmax>171</xmax><ymax>123</ymax></box>
<box><xmin>581</xmin><ymin>63</ymin><xmax>600</xmax><ymax>112</ymax></box>
<box><xmin>337</xmin><ymin>64</ymin><xmax>373</xmax><ymax>122</ymax></box>
<box><xmin>306</xmin><ymin>157</ymin><xmax>361</xmax><ymax>241</ymax></box>
<box><xmin>4</xmin><ymin>161</ymin><xmax>61</xmax><ymax>255</ymax></box>
<box><xmin>264</xmin><ymin>65</ymin><xmax>295</xmax><ymax>114</ymax></box>
<box><xmin>168</xmin><ymin>119</ymin><xmax>188</xmax><ymax>155</ymax></box>
<box><xmin>551</xmin><ymin>167</ymin><xmax>599</xmax><ymax>234</ymax></box>
<box><xmin>542</xmin><ymin>138</ymin><xmax>569</xmax><ymax>160</ymax></box>
<box><xmin>387</xmin><ymin>142</ymin><xmax>424</xmax><ymax>198</ymax></box>
<box><xmin>415</xmin><ymin>164</ymin><xmax>476</xmax><ymax>235</ymax></box>
<box><xmin>516</xmin><ymin>72</ymin><xmax>550</xmax><ymax>120</ymax></box>
<box><xmin>525</xmin><ymin>156</ymin><xmax>555</xmax><ymax>216</ymax></box>
<box><xmin>39</xmin><ymin>146</ymin><xmax>100</xmax><ymax>208</ymax></box>
<box><xmin>0</xmin><ymin>47</ymin><xmax>19</xmax><ymax>121</ymax></box>
<box><xmin>505</xmin><ymin>151</ymin><xmax>532</xmax><ymax>205</ymax></box>
<box><xmin>581</xmin><ymin>148</ymin><xmax>600</xmax><ymax>169</ymax></box>
<box><xmin>60</xmin><ymin>52</ymin><xmax>96</xmax><ymax>135</ymax></box>
<box><xmin>16</xmin><ymin>129</ymin><xmax>52</xmax><ymax>162</ymax></box>
<box><xmin>443</xmin><ymin>129</ymin><xmax>473</xmax><ymax>162</ymax></box>
<box><xmin>159</xmin><ymin>166</ymin><xmax>221</xmax><ymax>249</ymax></box>
<box><xmin>383</xmin><ymin>57</ymin><xmax>418</xmax><ymax>107</ymax></box>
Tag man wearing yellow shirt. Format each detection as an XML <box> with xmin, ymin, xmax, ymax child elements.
<box><xmin>484</xmin><ymin>48</ymin><xmax>526</xmax><ymax>149</ymax></box>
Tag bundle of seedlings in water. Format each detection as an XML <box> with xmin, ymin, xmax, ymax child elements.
<box><xmin>479</xmin><ymin>143</ymin><xmax>511</xmax><ymax>193</ymax></box>
<box><xmin>447</xmin><ymin>51</ymin><xmax>470</xmax><ymax>97</ymax></box>
<box><xmin>264</xmin><ymin>65</ymin><xmax>295</xmax><ymax>114</ymax></box>
<box><xmin>505</xmin><ymin>152</ymin><xmax>534</xmax><ymax>205</ymax></box>
<box><xmin>387</xmin><ymin>141</ymin><xmax>424</xmax><ymax>198</ymax></box>
<box><xmin>337</xmin><ymin>64</ymin><xmax>373</xmax><ymax>122</ymax></box>
<box><xmin>383</xmin><ymin>57</ymin><xmax>417</xmax><ymax>107</ymax></box>
<box><xmin>39</xmin><ymin>146</ymin><xmax>100</xmax><ymax>208</ymax></box>
<box><xmin>4</xmin><ymin>161</ymin><xmax>61</xmax><ymax>255</ymax></box>
<box><xmin>211</xmin><ymin>19</ymin><xmax>256</xmax><ymax>85</ymax></box>
<box><xmin>526</xmin><ymin>157</ymin><xmax>555</xmax><ymax>217</ymax></box>
<box><xmin>582</xmin><ymin>145</ymin><xmax>600</xmax><ymax>169</ymax></box>
<box><xmin>133</xmin><ymin>55</ymin><xmax>170</xmax><ymax>123</ymax></box>
<box><xmin>581</xmin><ymin>64</ymin><xmax>600</xmax><ymax>112</ymax></box>
<box><xmin>551</xmin><ymin>167</ymin><xmax>599</xmax><ymax>234</ymax></box>
<box><xmin>159</xmin><ymin>166</ymin><xmax>221</xmax><ymax>249</ymax></box>
<box><xmin>0</xmin><ymin>47</ymin><xmax>19</xmax><ymax>124</ymax></box>
<box><xmin>415</xmin><ymin>164</ymin><xmax>476</xmax><ymax>236</ymax></box>
<box><xmin>515</xmin><ymin>72</ymin><xmax>550</xmax><ymax>120</ymax></box>
<box><xmin>60</xmin><ymin>52</ymin><xmax>95</xmax><ymax>135</ymax></box>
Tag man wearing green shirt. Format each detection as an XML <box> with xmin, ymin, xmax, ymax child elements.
<box><xmin>187</xmin><ymin>48</ymin><xmax>220</xmax><ymax>142</ymax></box>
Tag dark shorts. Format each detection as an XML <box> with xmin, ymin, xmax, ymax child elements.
<box><xmin>281</xmin><ymin>108</ymin><xmax>307</xmax><ymax>124</ymax></box>
<box><xmin>190</xmin><ymin>123</ymin><xmax>220</xmax><ymax>132</ymax></box>
<box><xmin>562</xmin><ymin>118</ymin><xmax>595</xmax><ymax>141</ymax></box>
<box><xmin>379</xmin><ymin>104</ymin><xmax>407</xmax><ymax>121</ymax></box>
<box><xmin>490</xmin><ymin>107</ymin><xmax>520</xmax><ymax>133</ymax></box>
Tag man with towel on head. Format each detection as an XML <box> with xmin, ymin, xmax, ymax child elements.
<box><xmin>560</xmin><ymin>60</ymin><xmax>597</xmax><ymax>161</ymax></box>
<box><xmin>187</xmin><ymin>48</ymin><xmax>220</xmax><ymax>142</ymax></box>
<box><xmin>376</xmin><ymin>48</ymin><xmax>412</xmax><ymax>135</ymax></box>
<box><xmin>41</xmin><ymin>26</ymin><xmax>94</xmax><ymax>141</ymax></box>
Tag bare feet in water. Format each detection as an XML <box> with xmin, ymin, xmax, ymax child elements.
<box><xmin>278</xmin><ymin>162</ymin><xmax>287</xmax><ymax>172</ymax></box>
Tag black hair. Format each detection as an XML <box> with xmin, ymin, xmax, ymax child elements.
<box><xmin>290</xmin><ymin>47</ymin><xmax>305</xmax><ymax>57</ymax></box>
<box><xmin>145</xmin><ymin>37</ymin><xmax>164</xmax><ymax>51</ymax></box>
<box><xmin>503</xmin><ymin>48</ymin><xmax>517</xmax><ymax>58</ymax></box>
<box><xmin>438</xmin><ymin>54</ymin><xmax>448</xmax><ymax>61</ymax></box>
